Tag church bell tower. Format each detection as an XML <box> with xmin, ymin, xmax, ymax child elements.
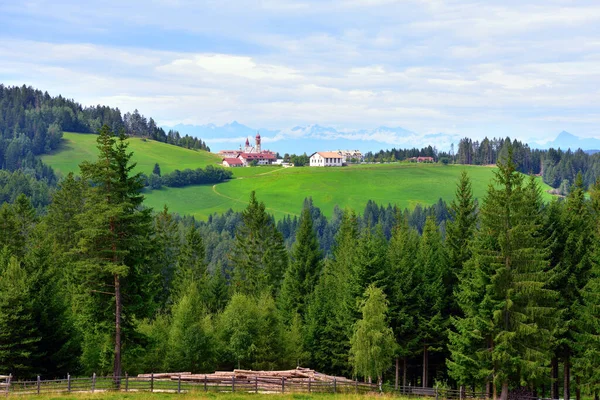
<box><xmin>255</xmin><ymin>132</ymin><xmax>261</xmax><ymax>153</ymax></box>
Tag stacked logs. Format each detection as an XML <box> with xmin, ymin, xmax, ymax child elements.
<box><xmin>137</xmin><ymin>367</ymin><xmax>359</xmax><ymax>392</ymax></box>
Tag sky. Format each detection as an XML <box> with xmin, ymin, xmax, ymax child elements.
<box><xmin>1</xmin><ymin>0</ymin><xmax>600</xmax><ymax>146</ymax></box>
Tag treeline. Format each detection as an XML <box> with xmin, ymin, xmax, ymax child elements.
<box><xmin>542</xmin><ymin>148</ymin><xmax>600</xmax><ymax>193</ymax></box>
<box><xmin>4</xmin><ymin>128</ymin><xmax>600</xmax><ymax>400</ymax></box>
<box><xmin>123</xmin><ymin>109</ymin><xmax>210</xmax><ymax>151</ymax></box>
<box><xmin>455</xmin><ymin>136</ymin><xmax>600</xmax><ymax>193</ymax></box>
<box><xmin>282</xmin><ymin>153</ymin><xmax>310</xmax><ymax>166</ymax></box>
<box><xmin>145</xmin><ymin>163</ymin><xmax>232</xmax><ymax>190</ymax></box>
<box><xmin>0</xmin><ymin>85</ymin><xmax>209</xmax><ymax>159</ymax></box>
<box><xmin>364</xmin><ymin>145</ymin><xmax>447</xmax><ymax>163</ymax></box>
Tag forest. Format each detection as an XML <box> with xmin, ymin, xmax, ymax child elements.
<box><xmin>2</xmin><ymin>124</ymin><xmax>600</xmax><ymax>400</ymax></box>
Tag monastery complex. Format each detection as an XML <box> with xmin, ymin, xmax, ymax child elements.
<box><xmin>218</xmin><ymin>133</ymin><xmax>364</xmax><ymax>168</ymax></box>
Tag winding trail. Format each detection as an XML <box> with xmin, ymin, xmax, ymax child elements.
<box><xmin>211</xmin><ymin>183</ymin><xmax>299</xmax><ymax>217</ymax></box>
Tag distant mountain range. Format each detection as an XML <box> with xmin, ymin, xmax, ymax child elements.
<box><xmin>164</xmin><ymin>122</ymin><xmax>599</xmax><ymax>155</ymax></box>
<box><xmin>164</xmin><ymin>122</ymin><xmax>461</xmax><ymax>154</ymax></box>
<box><xmin>529</xmin><ymin>131</ymin><xmax>600</xmax><ymax>153</ymax></box>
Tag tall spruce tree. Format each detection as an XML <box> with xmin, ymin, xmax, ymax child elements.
<box><xmin>73</xmin><ymin>125</ymin><xmax>153</xmax><ymax>378</ymax></box>
<box><xmin>0</xmin><ymin>256</ymin><xmax>41</xmax><ymax>377</ymax></box>
<box><xmin>415</xmin><ymin>215</ymin><xmax>448</xmax><ymax>387</ymax></box>
<box><xmin>554</xmin><ymin>173</ymin><xmax>593</xmax><ymax>400</ymax></box>
<box><xmin>305</xmin><ymin>210</ymin><xmax>358</xmax><ymax>375</ymax></box>
<box><xmin>231</xmin><ymin>191</ymin><xmax>288</xmax><ymax>296</ymax></box>
<box><xmin>449</xmin><ymin>146</ymin><xmax>556</xmax><ymax>399</ymax></box>
<box><xmin>279</xmin><ymin>203</ymin><xmax>322</xmax><ymax>323</ymax></box>
<box><xmin>446</xmin><ymin>171</ymin><xmax>477</xmax><ymax>314</ymax></box>
<box><xmin>388</xmin><ymin>212</ymin><xmax>421</xmax><ymax>388</ymax></box>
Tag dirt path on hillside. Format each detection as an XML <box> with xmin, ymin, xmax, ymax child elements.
<box><xmin>211</xmin><ymin>184</ymin><xmax>299</xmax><ymax>217</ymax></box>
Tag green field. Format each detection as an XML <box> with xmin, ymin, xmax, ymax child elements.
<box><xmin>14</xmin><ymin>393</ymin><xmax>394</xmax><ymax>400</ymax></box>
<box><xmin>41</xmin><ymin>132</ymin><xmax>223</xmax><ymax>175</ymax></box>
<box><xmin>43</xmin><ymin>133</ymin><xmax>554</xmax><ymax>220</ymax></box>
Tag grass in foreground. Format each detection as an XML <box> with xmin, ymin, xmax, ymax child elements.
<box><xmin>14</xmin><ymin>392</ymin><xmax>396</xmax><ymax>400</ymax></box>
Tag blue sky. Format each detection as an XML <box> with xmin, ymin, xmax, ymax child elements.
<box><xmin>1</xmin><ymin>0</ymin><xmax>600</xmax><ymax>146</ymax></box>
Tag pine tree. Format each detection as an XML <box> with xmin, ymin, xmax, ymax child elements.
<box><xmin>305</xmin><ymin>210</ymin><xmax>358</xmax><ymax>375</ymax></box>
<box><xmin>0</xmin><ymin>256</ymin><xmax>41</xmax><ymax>377</ymax></box>
<box><xmin>231</xmin><ymin>191</ymin><xmax>288</xmax><ymax>296</ymax></box>
<box><xmin>446</xmin><ymin>171</ymin><xmax>477</xmax><ymax>313</ymax></box>
<box><xmin>353</xmin><ymin>223</ymin><xmax>389</xmax><ymax>296</ymax></box>
<box><xmin>415</xmin><ymin>215</ymin><xmax>448</xmax><ymax>387</ymax></box>
<box><xmin>279</xmin><ymin>203</ymin><xmax>322</xmax><ymax>323</ymax></box>
<box><xmin>153</xmin><ymin>206</ymin><xmax>182</xmax><ymax>307</ymax></box>
<box><xmin>73</xmin><ymin>125</ymin><xmax>153</xmax><ymax>379</ymax></box>
<box><xmin>46</xmin><ymin>172</ymin><xmax>86</xmax><ymax>252</ymax></box>
<box><xmin>350</xmin><ymin>284</ymin><xmax>397</xmax><ymax>385</ymax></box>
<box><xmin>0</xmin><ymin>203</ymin><xmax>19</xmax><ymax>254</ymax></box>
<box><xmin>450</xmin><ymin>146</ymin><xmax>556</xmax><ymax>399</ymax></box>
<box><xmin>558</xmin><ymin>173</ymin><xmax>594</xmax><ymax>397</ymax></box>
<box><xmin>387</xmin><ymin>213</ymin><xmax>421</xmax><ymax>388</ymax></box>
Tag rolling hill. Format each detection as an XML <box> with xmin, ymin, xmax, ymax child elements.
<box><xmin>41</xmin><ymin>132</ymin><xmax>223</xmax><ymax>176</ymax></box>
<box><xmin>42</xmin><ymin>133</ymin><xmax>554</xmax><ymax>220</ymax></box>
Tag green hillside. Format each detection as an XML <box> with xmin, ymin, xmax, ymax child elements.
<box><xmin>41</xmin><ymin>132</ymin><xmax>222</xmax><ymax>176</ymax></box>
<box><xmin>43</xmin><ymin>133</ymin><xmax>554</xmax><ymax>220</ymax></box>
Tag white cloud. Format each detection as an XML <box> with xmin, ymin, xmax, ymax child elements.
<box><xmin>2</xmin><ymin>0</ymin><xmax>600</xmax><ymax>143</ymax></box>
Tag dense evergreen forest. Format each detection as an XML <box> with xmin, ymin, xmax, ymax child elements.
<box><xmin>2</xmin><ymin>124</ymin><xmax>600</xmax><ymax>400</ymax></box>
<box><xmin>0</xmin><ymin>85</ymin><xmax>210</xmax><ymax>167</ymax></box>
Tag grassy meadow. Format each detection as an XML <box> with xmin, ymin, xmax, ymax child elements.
<box><xmin>42</xmin><ymin>133</ymin><xmax>554</xmax><ymax>220</ymax></box>
<box><xmin>13</xmin><ymin>393</ymin><xmax>400</xmax><ymax>400</ymax></box>
<box><xmin>41</xmin><ymin>132</ymin><xmax>223</xmax><ymax>175</ymax></box>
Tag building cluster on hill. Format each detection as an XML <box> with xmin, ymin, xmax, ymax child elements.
<box><xmin>219</xmin><ymin>135</ymin><xmax>364</xmax><ymax>168</ymax></box>
<box><xmin>219</xmin><ymin>133</ymin><xmax>278</xmax><ymax>167</ymax></box>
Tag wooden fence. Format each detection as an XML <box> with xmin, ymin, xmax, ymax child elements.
<box><xmin>4</xmin><ymin>373</ymin><xmax>379</xmax><ymax>396</ymax></box>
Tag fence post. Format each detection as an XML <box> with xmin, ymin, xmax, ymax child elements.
<box><xmin>255</xmin><ymin>376</ymin><xmax>258</xmax><ymax>394</ymax></box>
<box><xmin>435</xmin><ymin>387</ymin><xmax>439</xmax><ymax>400</ymax></box>
<box><xmin>37</xmin><ymin>375</ymin><xmax>41</xmax><ymax>395</ymax></box>
<box><xmin>460</xmin><ymin>385</ymin><xmax>465</xmax><ymax>400</ymax></box>
<box><xmin>92</xmin><ymin>373</ymin><xmax>96</xmax><ymax>393</ymax></box>
<box><xmin>281</xmin><ymin>377</ymin><xmax>285</xmax><ymax>393</ymax></box>
<box><xmin>334</xmin><ymin>377</ymin><xmax>337</xmax><ymax>394</ymax></box>
<box><xmin>355</xmin><ymin>378</ymin><xmax>358</xmax><ymax>394</ymax></box>
<box><xmin>125</xmin><ymin>372</ymin><xmax>129</xmax><ymax>392</ymax></box>
<box><xmin>67</xmin><ymin>373</ymin><xmax>71</xmax><ymax>393</ymax></box>
<box><xmin>150</xmin><ymin>372</ymin><xmax>154</xmax><ymax>393</ymax></box>
<box><xmin>178</xmin><ymin>375</ymin><xmax>181</xmax><ymax>394</ymax></box>
<box><xmin>204</xmin><ymin>375</ymin><xmax>207</xmax><ymax>392</ymax></box>
<box><xmin>5</xmin><ymin>374</ymin><xmax>11</xmax><ymax>397</ymax></box>
<box><xmin>309</xmin><ymin>377</ymin><xmax>312</xmax><ymax>393</ymax></box>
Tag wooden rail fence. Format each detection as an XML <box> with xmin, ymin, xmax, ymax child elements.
<box><xmin>3</xmin><ymin>373</ymin><xmax>380</xmax><ymax>396</ymax></box>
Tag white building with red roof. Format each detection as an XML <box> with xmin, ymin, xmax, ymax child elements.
<box><xmin>222</xmin><ymin>157</ymin><xmax>244</xmax><ymax>167</ymax></box>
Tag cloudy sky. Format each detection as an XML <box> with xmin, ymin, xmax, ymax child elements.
<box><xmin>1</xmin><ymin>0</ymin><xmax>599</xmax><ymax>144</ymax></box>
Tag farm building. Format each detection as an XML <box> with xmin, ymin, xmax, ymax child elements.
<box><xmin>222</xmin><ymin>158</ymin><xmax>244</xmax><ymax>167</ymax></box>
<box><xmin>337</xmin><ymin>150</ymin><xmax>364</xmax><ymax>163</ymax></box>
<box><xmin>309</xmin><ymin>152</ymin><xmax>343</xmax><ymax>167</ymax></box>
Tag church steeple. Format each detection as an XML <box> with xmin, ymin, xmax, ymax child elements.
<box><xmin>255</xmin><ymin>131</ymin><xmax>261</xmax><ymax>153</ymax></box>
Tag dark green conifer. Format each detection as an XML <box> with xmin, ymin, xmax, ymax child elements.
<box><xmin>279</xmin><ymin>203</ymin><xmax>322</xmax><ymax>323</ymax></box>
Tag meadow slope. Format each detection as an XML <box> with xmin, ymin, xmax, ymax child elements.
<box><xmin>43</xmin><ymin>133</ymin><xmax>553</xmax><ymax>220</ymax></box>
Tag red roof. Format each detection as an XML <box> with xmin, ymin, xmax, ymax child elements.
<box><xmin>223</xmin><ymin>157</ymin><xmax>244</xmax><ymax>165</ymax></box>
<box><xmin>239</xmin><ymin>152</ymin><xmax>276</xmax><ymax>160</ymax></box>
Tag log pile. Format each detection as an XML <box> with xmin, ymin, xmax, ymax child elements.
<box><xmin>137</xmin><ymin>367</ymin><xmax>356</xmax><ymax>390</ymax></box>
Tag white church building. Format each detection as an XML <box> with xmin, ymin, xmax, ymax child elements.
<box><xmin>309</xmin><ymin>152</ymin><xmax>343</xmax><ymax>167</ymax></box>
